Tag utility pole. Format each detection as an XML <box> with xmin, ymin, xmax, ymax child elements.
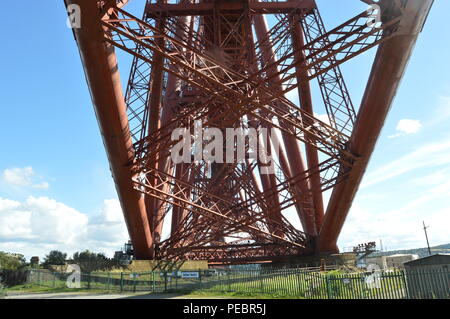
<box><xmin>423</xmin><ymin>221</ymin><xmax>432</xmax><ymax>256</ymax></box>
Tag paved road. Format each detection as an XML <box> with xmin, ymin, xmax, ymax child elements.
<box><xmin>4</xmin><ymin>292</ymin><xmax>230</xmax><ymax>299</ymax></box>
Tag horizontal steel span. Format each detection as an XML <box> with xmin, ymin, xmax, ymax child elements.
<box><xmin>145</xmin><ymin>0</ymin><xmax>316</xmax><ymax>16</ymax></box>
<box><xmin>65</xmin><ymin>0</ymin><xmax>433</xmax><ymax>263</ymax></box>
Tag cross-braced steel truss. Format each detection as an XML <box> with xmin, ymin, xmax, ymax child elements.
<box><xmin>65</xmin><ymin>0</ymin><xmax>433</xmax><ymax>263</ymax></box>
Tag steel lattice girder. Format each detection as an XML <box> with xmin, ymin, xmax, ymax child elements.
<box><xmin>65</xmin><ymin>0</ymin><xmax>433</xmax><ymax>263</ymax></box>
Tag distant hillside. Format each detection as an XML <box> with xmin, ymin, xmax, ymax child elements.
<box><xmin>374</xmin><ymin>243</ymin><xmax>450</xmax><ymax>258</ymax></box>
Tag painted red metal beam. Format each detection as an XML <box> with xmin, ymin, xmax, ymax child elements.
<box><xmin>145</xmin><ymin>0</ymin><xmax>166</xmax><ymax>242</ymax></box>
<box><xmin>145</xmin><ymin>0</ymin><xmax>315</xmax><ymax>17</ymax></box>
<box><xmin>64</xmin><ymin>0</ymin><xmax>154</xmax><ymax>259</ymax></box>
<box><xmin>317</xmin><ymin>0</ymin><xmax>434</xmax><ymax>253</ymax></box>
<box><xmin>288</xmin><ymin>8</ymin><xmax>325</xmax><ymax>232</ymax></box>
<box><xmin>152</xmin><ymin>10</ymin><xmax>193</xmax><ymax>242</ymax></box>
<box><xmin>102</xmin><ymin>9</ymin><xmax>355</xmax><ymax>166</ymax></box>
<box><xmin>135</xmin><ymin>167</ymin><xmax>308</xmax><ymax>249</ymax></box>
<box><xmin>256</xmin><ymin>132</ymin><xmax>285</xmax><ymax>237</ymax></box>
<box><xmin>66</xmin><ymin>0</ymin><xmax>433</xmax><ymax>263</ymax></box>
<box><xmin>253</xmin><ymin>13</ymin><xmax>317</xmax><ymax>236</ymax></box>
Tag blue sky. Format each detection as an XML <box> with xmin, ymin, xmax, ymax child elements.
<box><xmin>0</xmin><ymin>1</ymin><xmax>449</xmax><ymax>259</ymax></box>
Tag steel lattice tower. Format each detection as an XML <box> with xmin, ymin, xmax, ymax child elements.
<box><xmin>65</xmin><ymin>0</ymin><xmax>433</xmax><ymax>264</ymax></box>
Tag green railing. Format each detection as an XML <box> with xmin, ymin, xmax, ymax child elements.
<box><xmin>19</xmin><ymin>267</ymin><xmax>450</xmax><ymax>299</ymax></box>
<box><xmin>26</xmin><ymin>270</ymin><xmax>124</xmax><ymax>292</ymax></box>
<box><xmin>404</xmin><ymin>269</ymin><xmax>450</xmax><ymax>299</ymax></box>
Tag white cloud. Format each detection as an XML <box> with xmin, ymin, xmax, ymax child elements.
<box><xmin>339</xmin><ymin>181</ymin><xmax>450</xmax><ymax>252</ymax></box>
<box><xmin>340</xmin><ymin>137</ymin><xmax>450</xmax><ymax>251</ymax></box>
<box><xmin>32</xmin><ymin>182</ymin><xmax>50</xmax><ymax>190</ymax></box>
<box><xmin>362</xmin><ymin>139</ymin><xmax>450</xmax><ymax>188</ymax></box>
<box><xmin>314</xmin><ymin>113</ymin><xmax>331</xmax><ymax>126</ymax></box>
<box><xmin>27</xmin><ymin>197</ymin><xmax>89</xmax><ymax>245</ymax></box>
<box><xmin>0</xmin><ymin>198</ymin><xmax>31</xmax><ymax>239</ymax></box>
<box><xmin>388</xmin><ymin>119</ymin><xmax>422</xmax><ymax>139</ymax></box>
<box><xmin>3</xmin><ymin>167</ymin><xmax>34</xmax><ymax>187</ymax></box>
<box><xmin>86</xmin><ymin>199</ymin><xmax>128</xmax><ymax>246</ymax></box>
<box><xmin>0</xmin><ymin>197</ymin><xmax>128</xmax><ymax>260</ymax></box>
<box><xmin>0</xmin><ymin>196</ymin><xmax>88</xmax><ymax>245</ymax></box>
<box><xmin>101</xmin><ymin>199</ymin><xmax>124</xmax><ymax>223</ymax></box>
<box><xmin>2</xmin><ymin>166</ymin><xmax>49</xmax><ymax>190</ymax></box>
<box><xmin>396</xmin><ymin>119</ymin><xmax>422</xmax><ymax>134</ymax></box>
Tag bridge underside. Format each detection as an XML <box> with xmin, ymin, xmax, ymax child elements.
<box><xmin>65</xmin><ymin>0</ymin><xmax>433</xmax><ymax>264</ymax></box>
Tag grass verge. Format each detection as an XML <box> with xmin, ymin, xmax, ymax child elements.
<box><xmin>178</xmin><ymin>289</ymin><xmax>305</xmax><ymax>299</ymax></box>
<box><xmin>3</xmin><ymin>285</ymin><xmax>304</xmax><ymax>299</ymax></box>
<box><xmin>5</xmin><ymin>284</ymin><xmax>113</xmax><ymax>294</ymax></box>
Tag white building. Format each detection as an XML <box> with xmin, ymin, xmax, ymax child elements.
<box><xmin>386</xmin><ymin>254</ymin><xmax>419</xmax><ymax>269</ymax></box>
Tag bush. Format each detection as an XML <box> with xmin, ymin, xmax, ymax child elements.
<box><xmin>72</xmin><ymin>250</ymin><xmax>121</xmax><ymax>273</ymax></box>
<box><xmin>42</xmin><ymin>251</ymin><xmax>67</xmax><ymax>268</ymax></box>
<box><xmin>0</xmin><ymin>252</ymin><xmax>27</xmax><ymax>270</ymax></box>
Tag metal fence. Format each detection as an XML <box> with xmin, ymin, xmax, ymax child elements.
<box><xmin>26</xmin><ymin>270</ymin><xmax>140</xmax><ymax>292</ymax></box>
<box><xmin>13</xmin><ymin>267</ymin><xmax>450</xmax><ymax>299</ymax></box>
<box><xmin>0</xmin><ymin>269</ymin><xmax>28</xmax><ymax>287</ymax></box>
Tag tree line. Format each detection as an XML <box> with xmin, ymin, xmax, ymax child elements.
<box><xmin>0</xmin><ymin>250</ymin><xmax>123</xmax><ymax>273</ymax></box>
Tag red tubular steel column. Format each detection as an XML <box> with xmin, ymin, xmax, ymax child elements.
<box><xmin>253</xmin><ymin>14</ymin><xmax>317</xmax><ymax>236</ymax></box>
<box><xmin>64</xmin><ymin>0</ymin><xmax>154</xmax><ymax>259</ymax></box>
<box><xmin>152</xmin><ymin>12</ymin><xmax>192</xmax><ymax>241</ymax></box>
<box><xmin>288</xmin><ymin>8</ymin><xmax>325</xmax><ymax>231</ymax></box>
<box><xmin>145</xmin><ymin>0</ymin><xmax>167</xmax><ymax>236</ymax></box>
<box><xmin>318</xmin><ymin>0</ymin><xmax>434</xmax><ymax>253</ymax></box>
<box><xmin>258</xmin><ymin>132</ymin><xmax>284</xmax><ymax>237</ymax></box>
<box><xmin>246</xmin><ymin>22</ymin><xmax>286</xmax><ymax>238</ymax></box>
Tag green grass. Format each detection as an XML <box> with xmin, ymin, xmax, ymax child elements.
<box><xmin>3</xmin><ymin>284</ymin><xmax>299</xmax><ymax>299</ymax></box>
<box><xmin>186</xmin><ymin>290</ymin><xmax>305</xmax><ymax>299</ymax></box>
<box><xmin>162</xmin><ymin>271</ymin><xmax>325</xmax><ymax>299</ymax></box>
<box><xmin>170</xmin><ymin>270</ymin><xmax>406</xmax><ymax>299</ymax></box>
<box><xmin>5</xmin><ymin>272</ymin><xmax>406</xmax><ymax>300</ymax></box>
<box><xmin>184</xmin><ymin>290</ymin><xmax>305</xmax><ymax>299</ymax></box>
<box><xmin>190</xmin><ymin>272</ymin><xmax>327</xmax><ymax>299</ymax></box>
<box><xmin>5</xmin><ymin>283</ymin><xmax>113</xmax><ymax>294</ymax></box>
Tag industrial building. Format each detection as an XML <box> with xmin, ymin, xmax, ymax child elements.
<box><xmin>404</xmin><ymin>254</ymin><xmax>450</xmax><ymax>299</ymax></box>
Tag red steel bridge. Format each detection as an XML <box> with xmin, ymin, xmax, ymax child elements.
<box><xmin>64</xmin><ymin>0</ymin><xmax>433</xmax><ymax>264</ymax></box>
